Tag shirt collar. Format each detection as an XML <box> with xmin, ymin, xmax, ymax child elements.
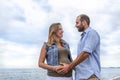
<box><xmin>84</xmin><ymin>27</ymin><xmax>91</xmax><ymax>33</ymax></box>
<box><xmin>81</xmin><ymin>27</ymin><xmax>91</xmax><ymax>36</ymax></box>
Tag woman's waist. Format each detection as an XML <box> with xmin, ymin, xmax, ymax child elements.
<box><xmin>47</xmin><ymin>70</ymin><xmax>72</xmax><ymax>77</ymax></box>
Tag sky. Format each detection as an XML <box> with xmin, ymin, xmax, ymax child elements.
<box><xmin>0</xmin><ymin>0</ymin><xmax>120</xmax><ymax>68</ymax></box>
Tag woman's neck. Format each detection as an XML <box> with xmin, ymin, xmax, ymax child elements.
<box><xmin>56</xmin><ymin>38</ymin><xmax>60</xmax><ymax>43</ymax></box>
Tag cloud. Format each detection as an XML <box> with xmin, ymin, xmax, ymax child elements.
<box><xmin>0</xmin><ymin>0</ymin><xmax>120</xmax><ymax>67</ymax></box>
<box><xmin>0</xmin><ymin>38</ymin><xmax>40</xmax><ymax>68</ymax></box>
<box><xmin>0</xmin><ymin>0</ymin><xmax>49</xmax><ymax>44</ymax></box>
<box><xmin>101</xmin><ymin>51</ymin><xmax>120</xmax><ymax>67</ymax></box>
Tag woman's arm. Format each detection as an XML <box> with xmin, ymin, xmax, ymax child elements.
<box><xmin>38</xmin><ymin>44</ymin><xmax>63</xmax><ymax>72</ymax></box>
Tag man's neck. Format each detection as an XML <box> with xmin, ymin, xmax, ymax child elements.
<box><xmin>84</xmin><ymin>25</ymin><xmax>89</xmax><ymax>31</ymax></box>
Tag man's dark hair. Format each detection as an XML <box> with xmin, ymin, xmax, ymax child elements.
<box><xmin>80</xmin><ymin>14</ymin><xmax>90</xmax><ymax>26</ymax></box>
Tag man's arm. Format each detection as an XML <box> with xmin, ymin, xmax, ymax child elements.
<box><xmin>69</xmin><ymin>51</ymin><xmax>89</xmax><ymax>69</ymax></box>
<box><xmin>57</xmin><ymin>51</ymin><xmax>90</xmax><ymax>74</ymax></box>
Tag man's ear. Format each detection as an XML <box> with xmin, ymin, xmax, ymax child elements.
<box><xmin>82</xmin><ymin>20</ymin><xmax>86</xmax><ymax>26</ymax></box>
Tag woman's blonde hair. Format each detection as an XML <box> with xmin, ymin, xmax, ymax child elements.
<box><xmin>47</xmin><ymin>23</ymin><xmax>64</xmax><ymax>46</ymax></box>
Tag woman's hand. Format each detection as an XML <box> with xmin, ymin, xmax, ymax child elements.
<box><xmin>53</xmin><ymin>65</ymin><xmax>63</xmax><ymax>72</ymax></box>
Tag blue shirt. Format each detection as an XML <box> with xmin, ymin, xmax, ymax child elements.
<box><xmin>75</xmin><ymin>27</ymin><xmax>101</xmax><ymax>80</ymax></box>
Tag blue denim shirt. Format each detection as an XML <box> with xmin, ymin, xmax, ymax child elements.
<box><xmin>75</xmin><ymin>27</ymin><xmax>101</xmax><ymax>80</ymax></box>
<box><xmin>45</xmin><ymin>41</ymin><xmax>72</xmax><ymax>72</ymax></box>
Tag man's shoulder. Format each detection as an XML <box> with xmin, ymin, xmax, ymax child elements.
<box><xmin>87</xmin><ymin>28</ymin><xmax>100</xmax><ymax>38</ymax></box>
<box><xmin>90</xmin><ymin>28</ymin><xmax>99</xmax><ymax>34</ymax></box>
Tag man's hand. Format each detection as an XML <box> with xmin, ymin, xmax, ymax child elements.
<box><xmin>56</xmin><ymin>63</ymin><xmax>70</xmax><ymax>74</ymax></box>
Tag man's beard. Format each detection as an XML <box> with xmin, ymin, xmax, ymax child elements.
<box><xmin>78</xmin><ymin>24</ymin><xmax>84</xmax><ymax>32</ymax></box>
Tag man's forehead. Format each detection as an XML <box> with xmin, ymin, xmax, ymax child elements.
<box><xmin>76</xmin><ymin>16</ymin><xmax>80</xmax><ymax>21</ymax></box>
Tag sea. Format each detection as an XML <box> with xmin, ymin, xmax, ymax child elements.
<box><xmin>0</xmin><ymin>67</ymin><xmax>120</xmax><ymax>80</ymax></box>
